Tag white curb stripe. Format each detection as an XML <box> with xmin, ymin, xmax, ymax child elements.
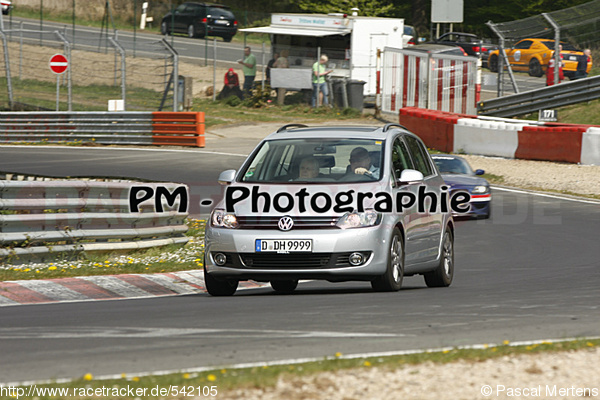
<box><xmin>17</xmin><ymin>280</ymin><xmax>89</xmax><ymax>301</ymax></box>
<box><xmin>142</xmin><ymin>274</ymin><xmax>201</xmax><ymax>295</ymax></box>
<box><xmin>80</xmin><ymin>276</ymin><xmax>152</xmax><ymax>298</ymax></box>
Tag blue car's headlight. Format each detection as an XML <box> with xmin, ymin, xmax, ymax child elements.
<box><xmin>472</xmin><ymin>185</ymin><xmax>490</xmax><ymax>194</ymax></box>
<box><xmin>336</xmin><ymin>210</ymin><xmax>381</xmax><ymax>229</ymax></box>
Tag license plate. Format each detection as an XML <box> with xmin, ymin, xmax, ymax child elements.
<box><xmin>569</xmin><ymin>56</ymin><xmax>577</xmax><ymax>61</ymax></box>
<box><xmin>214</xmin><ymin>20</ymin><xmax>228</xmax><ymax>25</ymax></box>
<box><xmin>255</xmin><ymin>239</ymin><xmax>312</xmax><ymax>253</ymax></box>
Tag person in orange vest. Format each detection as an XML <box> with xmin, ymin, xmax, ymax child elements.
<box><xmin>546</xmin><ymin>46</ymin><xmax>564</xmax><ymax>86</ymax></box>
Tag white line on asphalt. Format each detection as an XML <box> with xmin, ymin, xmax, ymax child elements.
<box><xmin>4</xmin><ymin>335</ymin><xmax>599</xmax><ymax>387</ymax></box>
<box><xmin>492</xmin><ymin>185</ymin><xmax>600</xmax><ymax>205</ymax></box>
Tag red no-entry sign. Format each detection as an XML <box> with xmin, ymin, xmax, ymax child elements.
<box><xmin>49</xmin><ymin>54</ymin><xmax>68</xmax><ymax>74</ymax></box>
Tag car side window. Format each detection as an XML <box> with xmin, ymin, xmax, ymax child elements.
<box><xmin>405</xmin><ymin>136</ymin><xmax>433</xmax><ymax>177</ymax></box>
<box><xmin>391</xmin><ymin>137</ymin><xmax>414</xmax><ymax>180</ymax></box>
<box><xmin>514</xmin><ymin>40</ymin><xmax>533</xmax><ymax>50</ymax></box>
<box><xmin>189</xmin><ymin>4</ymin><xmax>204</xmax><ymax>16</ymax></box>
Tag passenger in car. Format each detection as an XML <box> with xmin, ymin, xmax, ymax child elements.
<box><xmin>347</xmin><ymin>147</ymin><xmax>380</xmax><ymax>179</ymax></box>
<box><xmin>298</xmin><ymin>156</ymin><xmax>320</xmax><ymax>179</ymax></box>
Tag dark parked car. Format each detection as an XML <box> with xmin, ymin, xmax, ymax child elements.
<box><xmin>161</xmin><ymin>2</ymin><xmax>238</xmax><ymax>42</ymax></box>
<box><xmin>432</xmin><ymin>155</ymin><xmax>491</xmax><ymax>219</ymax></box>
<box><xmin>430</xmin><ymin>32</ymin><xmax>497</xmax><ymax>67</ymax></box>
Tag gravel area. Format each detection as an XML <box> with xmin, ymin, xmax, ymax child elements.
<box><xmin>220</xmin><ymin>347</ymin><xmax>600</xmax><ymax>400</ymax></box>
<box><xmin>459</xmin><ymin>154</ymin><xmax>600</xmax><ymax>197</ymax></box>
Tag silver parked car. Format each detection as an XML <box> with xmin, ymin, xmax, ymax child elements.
<box><xmin>204</xmin><ymin>124</ymin><xmax>456</xmax><ymax>296</ymax></box>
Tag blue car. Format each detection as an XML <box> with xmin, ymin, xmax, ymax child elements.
<box><xmin>432</xmin><ymin>155</ymin><xmax>491</xmax><ymax>219</ymax></box>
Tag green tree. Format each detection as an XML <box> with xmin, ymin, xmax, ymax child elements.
<box><xmin>296</xmin><ymin>0</ymin><xmax>394</xmax><ymax>17</ymax></box>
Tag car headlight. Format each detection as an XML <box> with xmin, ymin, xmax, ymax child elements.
<box><xmin>211</xmin><ymin>209</ymin><xmax>239</xmax><ymax>229</ymax></box>
<box><xmin>472</xmin><ymin>185</ymin><xmax>490</xmax><ymax>194</ymax></box>
<box><xmin>336</xmin><ymin>210</ymin><xmax>381</xmax><ymax>229</ymax></box>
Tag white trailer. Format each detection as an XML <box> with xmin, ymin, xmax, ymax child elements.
<box><xmin>241</xmin><ymin>13</ymin><xmax>404</xmax><ymax>96</ymax></box>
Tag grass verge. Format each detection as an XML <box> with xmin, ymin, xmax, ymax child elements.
<box><xmin>0</xmin><ymin>219</ymin><xmax>205</xmax><ymax>281</ymax></box>
<box><xmin>8</xmin><ymin>339</ymin><xmax>598</xmax><ymax>399</ymax></box>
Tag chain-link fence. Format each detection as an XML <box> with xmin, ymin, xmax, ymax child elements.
<box><xmin>0</xmin><ymin>21</ymin><xmax>179</xmax><ymax>111</ymax></box>
<box><xmin>487</xmin><ymin>0</ymin><xmax>600</xmax><ymax>96</ymax></box>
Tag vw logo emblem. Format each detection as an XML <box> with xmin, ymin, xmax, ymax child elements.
<box><xmin>278</xmin><ymin>216</ymin><xmax>294</xmax><ymax>231</ymax></box>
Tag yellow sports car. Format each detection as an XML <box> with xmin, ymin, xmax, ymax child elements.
<box><xmin>488</xmin><ymin>38</ymin><xmax>592</xmax><ymax>78</ymax></box>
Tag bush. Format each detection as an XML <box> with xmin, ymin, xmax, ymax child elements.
<box><xmin>223</xmin><ymin>95</ymin><xmax>242</xmax><ymax>107</ymax></box>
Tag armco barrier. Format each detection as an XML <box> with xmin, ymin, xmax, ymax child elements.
<box><xmin>399</xmin><ymin>107</ymin><xmax>600</xmax><ymax>166</ymax></box>
<box><xmin>0</xmin><ymin>111</ymin><xmax>205</xmax><ymax>147</ymax></box>
<box><xmin>0</xmin><ymin>181</ymin><xmax>189</xmax><ymax>264</ymax></box>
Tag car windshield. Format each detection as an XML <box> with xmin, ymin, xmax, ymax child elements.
<box><xmin>240</xmin><ymin>138</ymin><xmax>384</xmax><ymax>183</ymax></box>
<box><xmin>433</xmin><ymin>157</ymin><xmax>472</xmax><ymax>174</ymax></box>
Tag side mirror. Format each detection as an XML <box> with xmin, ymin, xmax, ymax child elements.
<box><xmin>398</xmin><ymin>169</ymin><xmax>424</xmax><ymax>185</ymax></box>
<box><xmin>475</xmin><ymin>169</ymin><xmax>485</xmax><ymax>175</ymax></box>
<box><xmin>218</xmin><ymin>169</ymin><xmax>237</xmax><ymax>185</ymax></box>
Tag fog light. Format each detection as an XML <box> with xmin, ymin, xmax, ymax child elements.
<box><xmin>349</xmin><ymin>252</ymin><xmax>365</xmax><ymax>266</ymax></box>
<box><xmin>214</xmin><ymin>253</ymin><xmax>227</xmax><ymax>266</ymax></box>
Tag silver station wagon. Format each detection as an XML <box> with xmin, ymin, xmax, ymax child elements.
<box><xmin>204</xmin><ymin>124</ymin><xmax>456</xmax><ymax>296</ymax></box>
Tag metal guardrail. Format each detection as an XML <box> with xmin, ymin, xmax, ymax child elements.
<box><xmin>0</xmin><ymin>111</ymin><xmax>206</xmax><ymax>147</ymax></box>
<box><xmin>477</xmin><ymin>75</ymin><xmax>600</xmax><ymax>117</ymax></box>
<box><xmin>0</xmin><ymin>180</ymin><xmax>189</xmax><ymax>264</ymax></box>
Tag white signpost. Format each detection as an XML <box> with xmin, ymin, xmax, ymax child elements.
<box><xmin>49</xmin><ymin>54</ymin><xmax>68</xmax><ymax>111</ymax></box>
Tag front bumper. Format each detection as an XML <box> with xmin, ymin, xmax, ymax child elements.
<box><xmin>204</xmin><ymin>224</ymin><xmax>391</xmax><ymax>281</ymax></box>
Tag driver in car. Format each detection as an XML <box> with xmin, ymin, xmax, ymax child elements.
<box><xmin>348</xmin><ymin>147</ymin><xmax>380</xmax><ymax>179</ymax></box>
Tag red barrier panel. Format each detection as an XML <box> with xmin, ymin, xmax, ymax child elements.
<box><xmin>516</xmin><ymin>125</ymin><xmax>587</xmax><ymax>163</ymax></box>
<box><xmin>152</xmin><ymin>112</ymin><xmax>205</xmax><ymax>147</ymax></box>
<box><xmin>399</xmin><ymin>107</ymin><xmax>466</xmax><ymax>152</ymax></box>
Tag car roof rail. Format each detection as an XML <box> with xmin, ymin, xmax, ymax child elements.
<box><xmin>276</xmin><ymin>124</ymin><xmax>308</xmax><ymax>133</ymax></box>
<box><xmin>382</xmin><ymin>123</ymin><xmax>409</xmax><ymax>132</ymax></box>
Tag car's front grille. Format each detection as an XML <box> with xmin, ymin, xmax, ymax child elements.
<box><xmin>214</xmin><ymin>252</ymin><xmax>371</xmax><ymax>269</ymax></box>
<box><xmin>236</xmin><ymin>216</ymin><xmax>339</xmax><ymax>230</ymax></box>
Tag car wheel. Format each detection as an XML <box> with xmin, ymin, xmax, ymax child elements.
<box><xmin>188</xmin><ymin>24</ymin><xmax>196</xmax><ymax>38</ymax></box>
<box><xmin>271</xmin><ymin>280</ymin><xmax>298</xmax><ymax>294</ymax></box>
<box><xmin>204</xmin><ymin>265</ymin><xmax>238</xmax><ymax>296</ymax></box>
<box><xmin>529</xmin><ymin>58</ymin><xmax>543</xmax><ymax>77</ymax></box>
<box><xmin>223</xmin><ymin>36</ymin><xmax>233</xmax><ymax>43</ymax></box>
<box><xmin>489</xmin><ymin>55</ymin><xmax>498</xmax><ymax>72</ymax></box>
<box><xmin>424</xmin><ymin>227</ymin><xmax>454</xmax><ymax>287</ymax></box>
<box><xmin>371</xmin><ymin>227</ymin><xmax>404</xmax><ymax>292</ymax></box>
<box><xmin>161</xmin><ymin>21</ymin><xmax>169</xmax><ymax>36</ymax></box>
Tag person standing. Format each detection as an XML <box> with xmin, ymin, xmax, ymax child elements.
<box><xmin>546</xmin><ymin>47</ymin><xmax>564</xmax><ymax>86</ymax></box>
<box><xmin>238</xmin><ymin>46</ymin><xmax>257</xmax><ymax>96</ymax></box>
<box><xmin>574</xmin><ymin>49</ymin><xmax>592</xmax><ymax>80</ymax></box>
<box><xmin>312</xmin><ymin>54</ymin><xmax>333</xmax><ymax>107</ymax></box>
<box><xmin>266</xmin><ymin>52</ymin><xmax>279</xmax><ymax>83</ymax></box>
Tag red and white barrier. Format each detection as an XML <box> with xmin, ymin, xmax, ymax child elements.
<box><xmin>399</xmin><ymin>107</ymin><xmax>600</xmax><ymax>165</ymax></box>
<box><xmin>382</xmin><ymin>48</ymin><xmax>477</xmax><ymax>115</ymax></box>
